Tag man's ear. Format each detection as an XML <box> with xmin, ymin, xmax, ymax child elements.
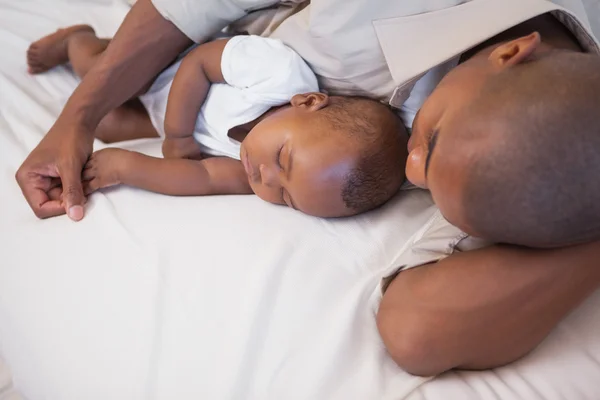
<box><xmin>290</xmin><ymin>92</ymin><xmax>329</xmax><ymax>112</ymax></box>
<box><xmin>489</xmin><ymin>32</ymin><xmax>541</xmax><ymax>69</ymax></box>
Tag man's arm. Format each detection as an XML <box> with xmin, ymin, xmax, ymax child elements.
<box><xmin>377</xmin><ymin>242</ymin><xmax>600</xmax><ymax>376</ymax></box>
<box><xmin>83</xmin><ymin>148</ymin><xmax>252</xmax><ymax>196</ymax></box>
<box><xmin>15</xmin><ymin>0</ymin><xmax>194</xmax><ymax>220</ymax></box>
<box><xmin>69</xmin><ymin>0</ymin><xmax>193</xmax><ymax>129</ymax></box>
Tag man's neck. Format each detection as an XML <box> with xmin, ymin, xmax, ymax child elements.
<box><xmin>461</xmin><ymin>13</ymin><xmax>583</xmax><ymax>63</ymax></box>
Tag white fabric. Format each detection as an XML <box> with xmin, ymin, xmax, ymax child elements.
<box><xmin>406</xmin><ymin>293</ymin><xmax>600</xmax><ymax>400</ymax></box>
<box><xmin>1</xmin><ymin>1</ymin><xmax>600</xmax><ymax>400</ymax></box>
<box><xmin>151</xmin><ymin>0</ymin><xmax>285</xmax><ymax>44</ymax></box>
<box><xmin>0</xmin><ymin>2</ymin><xmax>453</xmax><ymax>399</ymax></box>
<box><xmin>374</xmin><ymin>0</ymin><xmax>600</xmax><ymax>127</ymax></box>
<box><xmin>139</xmin><ymin>35</ymin><xmax>318</xmax><ymax>160</ymax></box>
<box><xmin>0</xmin><ymin>356</ymin><xmax>24</xmax><ymax>400</ymax></box>
<box><xmin>151</xmin><ymin>0</ymin><xmax>439</xmax><ymax>100</ymax></box>
<box><xmin>582</xmin><ymin>0</ymin><xmax>600</xmax><ymax>37</ymax></box>
<box><xmin>151</xmin><ymin>0</ymin><xmax>599</xmax><ymax>116</ymax></box>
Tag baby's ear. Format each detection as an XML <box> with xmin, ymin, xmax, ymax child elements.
<box><xmin>290</xmin><ymin>92</ymin><xmax>329</xmax><ymax>112</ymax></box>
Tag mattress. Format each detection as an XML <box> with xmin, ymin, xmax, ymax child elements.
<box><xmin>0</xmin><ymin>1</ymin><xmax>599</xmax><ymax>400</ymax></box>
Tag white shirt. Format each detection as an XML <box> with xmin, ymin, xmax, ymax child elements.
<box><xmin>138</xmin><ymin>35</ymin><xmax>318</xmax><ymax>160</ymax></box>
<box><xmin>149</xmin><ymin>0</ymin><xmax>600</xmax><ymax>275</ymax></box>
<box><xmin>373</xmin><ymin>0</ymin><xmax>600</xmax><ymax>127</ymax></box>
<box><xmin>152</xmin><ymin>0</ymin><xmax>599</xmax><ymax>128</ymax></box>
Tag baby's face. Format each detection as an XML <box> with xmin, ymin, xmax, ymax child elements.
<box><xmin>240</xmin><ymin>106</ymin><xmax>358</xmax><ymax>218</ymax></box>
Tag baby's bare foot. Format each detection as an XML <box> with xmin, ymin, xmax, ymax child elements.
<box><xmin>27</xmin><ymin>24</ymin><xmax>95</xmax><ymax>74</ymax></box>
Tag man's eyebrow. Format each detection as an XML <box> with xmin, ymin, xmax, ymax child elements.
<box><xmin>424</xmin><ymin>129</ymin><xmax>440</xmax><ymax>178</ymax></box>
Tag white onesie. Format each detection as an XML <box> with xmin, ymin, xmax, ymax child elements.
<box><xmin>138</xmin><ymin>35</ymin><xmax>319</xmax><ymax>160</ymax></box>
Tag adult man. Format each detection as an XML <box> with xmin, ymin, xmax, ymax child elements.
<box><xmin>15</xmin><ymin>0</ymin><xmax>600</xmax><ymax>376</ymax></box>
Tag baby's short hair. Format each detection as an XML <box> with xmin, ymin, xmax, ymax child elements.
<box><xmin>461</xmin><ymin>52</ymin><xmax>600</xmax><ymax>247</ymax></box>
<box><xmin>322</xmin><ymin>96</ymin><xmax>408</xmax><ymax>215</ymax></box>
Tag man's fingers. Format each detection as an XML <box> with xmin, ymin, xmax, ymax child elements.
<box><xmin>15</xmin><ymin>167</ymin><xmax>63</xmax><ymax>219</ymax></box>
<box><xmin>49</xmin><ymin>177</ymin><xmax>62</xmax><ymax>190</ymax></box>
<box><xmin>48</xmin><ymin>186</ymin><xmax>63</xmax><ymax>202</ymax></box>
<box><xmin>23</xmin><ymin>185</ymin><xmax>66</xmax><ymax>219</ymax></box>
<box><xmin>57</xmin><ymin>162</ymin><xmax>86</xmax><ymax>221</ymax></box>
<box><xmin>37</xmin><ymin>199</ymin><xmax>66</xmax><ymax>219</ymax></box>
<box><xmin>48</xmin><ymin>186</ymin><xmax>89</xmax><ymax>208</ymax></box>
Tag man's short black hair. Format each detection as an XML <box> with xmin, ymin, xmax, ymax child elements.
<box><xmin>462</xmin><ymin>52</ymin><xmax>600</xmax><ymax>247</ymax></box>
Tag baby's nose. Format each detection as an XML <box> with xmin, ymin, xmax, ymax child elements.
<box><xmin>259</xmin><ymin>164</ymin><xmax>278</xmax><ymax>187</ymax></box>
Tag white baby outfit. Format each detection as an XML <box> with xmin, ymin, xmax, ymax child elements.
<box><xmin>138</xmin><ymin>35</ymin><xmax>319</xmax><ymax>160</ymax></box>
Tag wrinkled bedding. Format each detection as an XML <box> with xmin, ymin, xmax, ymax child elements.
<box><xmin>1</xmin><ymin>1</ymin><xmax>599</xmax><ymax>400</ymax></box>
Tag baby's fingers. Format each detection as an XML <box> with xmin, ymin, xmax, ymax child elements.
<box><xmin>81</xmin><ymin>166</ymin><xmax>96</xmax><ymax>181</ymax></box>
<box><xmin>83</xmin><ymin>179</ymin><xmax>100</xmax><ymax>196</ymax></box>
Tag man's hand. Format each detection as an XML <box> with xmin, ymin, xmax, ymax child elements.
<box><xmin>162</xmin><ymin>136</ymin><xmax>203</xmax><ymax>159</ymax></box>
<box><xmin>16</xmin><ymin>0</ymin><xmax>194</xmax><ymax>220</ymax></box>
<box><xmin>83</xmin><ymin>148</ymin><xmax>132</xmax><ymax>194</ymax></box>
<box><xmin>15</xmin><ymin>120</ymin><xmax>94</xmax><ymax>221</ymax></box>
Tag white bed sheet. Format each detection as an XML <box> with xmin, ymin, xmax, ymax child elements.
<box><xmin>0</xmin><ymin>355</ymin><xmax>22</xmax><ymax>400</ymax></box>
<box><xmin>0</xmin><ymin>1</ymin><xmax>599</xmax><ymax>400</ymax></box>
<box><xmin>0</xmin><ymin>2</ymin><xmax>434</xmax><ymax>399</ymax></box>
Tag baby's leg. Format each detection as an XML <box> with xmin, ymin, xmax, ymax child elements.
<box><xmin>28</xmin><ymin>26</ymin><xmax>158</xmax><ymax>143</ymax></box>
<box><xmin>27</xmin><ymin>25</ymin><xmax>104</xmax><ymax>76</ymax></box>
<box><xmin>95</xmin><ymin>100</ymin><xmax>159</xmax><ymax>143</ymax></box>
<box><xmin>28</xmin><ymin>25</ymin><xmax>158</xmax><ymax>93</ymax></box>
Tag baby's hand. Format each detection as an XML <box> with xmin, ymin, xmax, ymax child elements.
<box><xmin>83</xmin><ymin>148</ymin><xmax>129</xmax><ymax>195</ymax></box>
<box><xmin>162</xmin><ymin>136</ymin><xmax>202</xmax><ymax>159</ymax></box>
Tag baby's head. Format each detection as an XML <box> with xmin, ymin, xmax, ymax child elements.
<box><xmin>406</xmin><ymin>32</ymin><xmax>600</xmax><ymax>247</ymax></box>
<box><xmin>240</xmin><ymin>93</ymin><xmax>408</xmax><ymax>217</ymax></box>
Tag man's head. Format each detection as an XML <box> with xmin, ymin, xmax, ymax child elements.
<box><xmin>241</xmin><ymin>93</ymin><xmax>408</xmax><ymax>217</ymax></box>
<box><xmin>406</xmin><ymin>31</ymin><xmax>600</xmax><ymax>247</ymax></box>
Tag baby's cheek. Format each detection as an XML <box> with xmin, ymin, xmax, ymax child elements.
<box><xmin>252</xmin><ymin>185</ymin><xmax>284</xmax><ymax>206</ymax></box>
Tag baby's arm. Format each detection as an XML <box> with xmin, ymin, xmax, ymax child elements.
<box><xmin>83</xmin><ymin>148</ymin><xmax>252</xmax><ymax>196</ymax></box>
<box><xmin>162</xmin><ymin>39</ymin><xmax>230</xmax><ymax>159</ymax></box>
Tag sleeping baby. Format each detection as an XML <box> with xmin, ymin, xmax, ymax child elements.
<box><xmin>27</xmin><ymin>25</ymin><xmax>408</xmax><ymax>218</ymax></box>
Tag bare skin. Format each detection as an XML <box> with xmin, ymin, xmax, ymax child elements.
<box><xmin>16</xmin><ymin>0</ymin><xmax>192</xmax><ymax>221</ymax></box>
<box><xmin>27</xmin><ymin>25</ymin><xmax>96</xmax><ymax>74</ymax></box>
<box><xmin>27</xmin><ymin>26</ymin><xmax>401</xmax><ymax>217</ymax></box>
<box><xmin>378</xmin><ymin>241</ymin><xmax>600</xmax><ymax>376</ymax></box>
<box><xmin>405</xmin><ymin>14</ymin><xmax>585</xmax><ymax>230</ymax></box>
<box><xmin>379</xmin><ymin>14</ymin><xmax>600</xmax><ymax>376</ymax></box>
<box><xmin>27</xmin><ymin>25</ymin><xmax>159</xmax><ymax>144</ymax></box>
<box><xmin>16</xmin><ymin>0</ymin><xmax>600</xmax><ymax>377</ymax></box>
